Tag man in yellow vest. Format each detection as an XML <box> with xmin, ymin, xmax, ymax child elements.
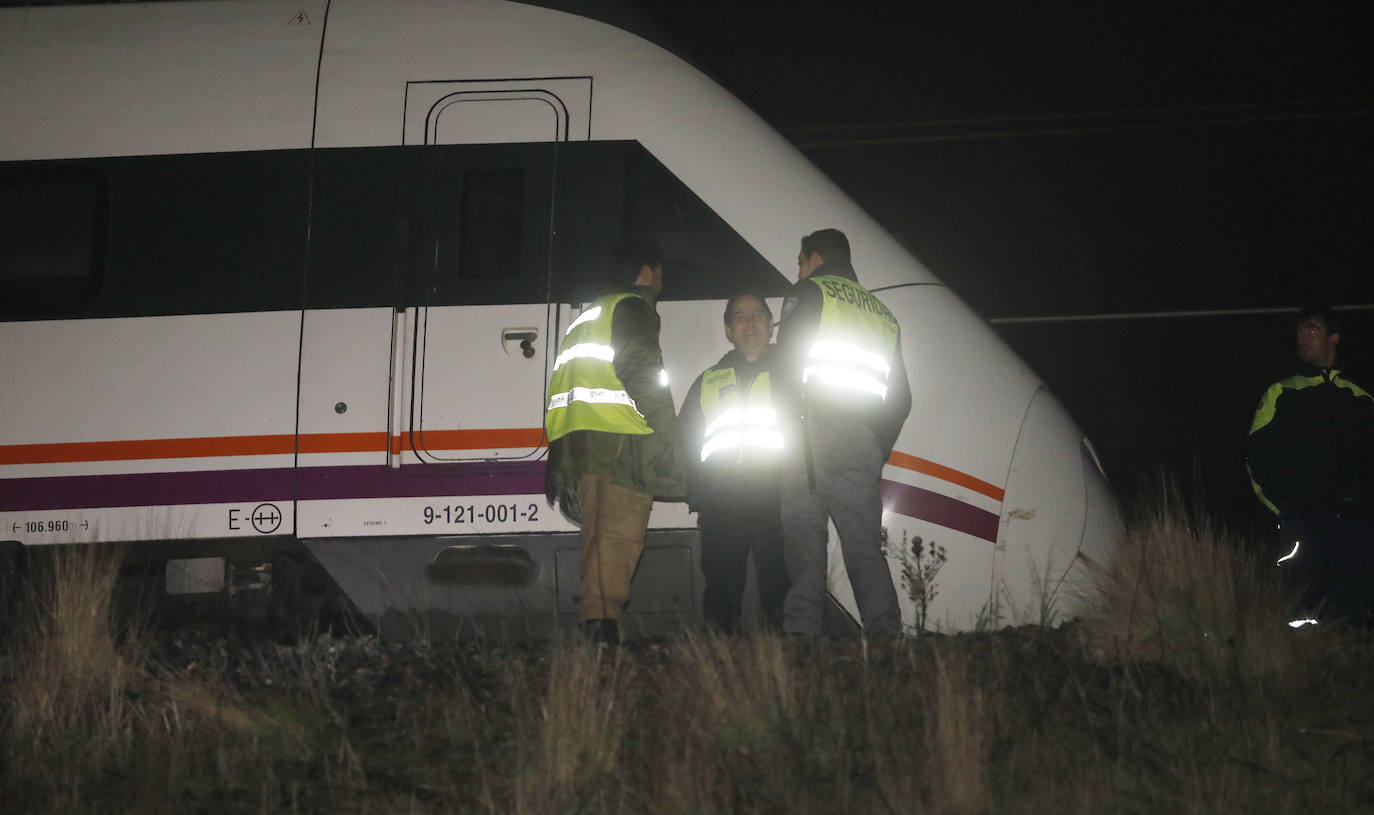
<box><xmin>776</xmin><ymin>228</ymin><xmax>911</xmax><ymax>638</ymax></box>
<box><xmin>679</xmin><ymin>291</ymin><xmax>790</xmax><ymax>633</ymax></box>
<box><xmin>544</xmin><ymin>239</ymin><xmax>685</xmax><ymax>644</ymax></box>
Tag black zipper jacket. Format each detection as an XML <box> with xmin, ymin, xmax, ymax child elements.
<box><xmin>1247</xmin><ymin>364</ymin><xmax>1374</xmax><ymax>516</ymax></box>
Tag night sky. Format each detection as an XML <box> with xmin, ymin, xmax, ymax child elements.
<box><xmin>637</xmin><ymin>0</ymin><xmax>1374</xmax><ymax>529</ymax></box>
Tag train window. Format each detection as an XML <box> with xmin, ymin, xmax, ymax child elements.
<box><xmin>426</xmin><ymin>144</ymin><xmax>552</xmax><ymax>306</ymax></box>
<box><xmin>0</xmin><ymin>170</ymin><xmax>106</xmax><ymax>314</ymax></box>
<box><xmin>97</xmin><ymin>150</ymin><xmax>308</xmax><ymax>318</ymax></box>
<box><xmin>4</xmin><ymin>152</ymin><xmax>307</xmax><ymax>319</ymax></box>
<box><xmin>551</xmin><ymin>142</ymin><xmax>785</xmax><ymax>303</ymax></box>
<box><xmin>459</xmin><ymin>169</ymin><xmax>524</xmax><ymax>279</ymax></box>
<box><xmin>305</xmin><ymin>145</ymin><xmax>551</xmax><ymax>309</ymax></box>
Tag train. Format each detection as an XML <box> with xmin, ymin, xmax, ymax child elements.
<box><xmin>0</xmin><ymin>0</ymin><xmax>1121</xmax><ymax>639</ymax></box>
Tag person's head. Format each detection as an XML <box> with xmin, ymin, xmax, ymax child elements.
<box><xmin>797</xmin><ymin>228</ymin><xmax>850</xmax><ymax>280</ymax></box>
<box><xmin>1295</xmin><ymin>305</ymin><xmax>1340</xmax><ymax>368</ymax></box>
<box><xmin>722</xmin><ymin>291</ymin><xmax>773</xmax><ymax>362</ymax></box>
<box><xmin>608</xmin><ymin>238</ymin><xmax>664</xmax><ymax>293</ymax></box>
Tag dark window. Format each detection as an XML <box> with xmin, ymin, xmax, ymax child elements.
<box><xmin>305</xmin><ymin>145</ymin><xmax>552</xmax><ymax>309</ymax></box>
<box><xmin>1</xmin><ymin>151</ymin><xmax>308</xmax><ymax>321</ymax></box>
<box><xmin>0</xmin><ymin>141</ymin><xmax>783</xmax><ymax>317</ymax></box>
<box><xmin>459</xmin><ymin>169</ymin><xmax>524</xmax><ymax>279</ymax></box>
<box><xmin>95</xmin><ymin>150</ymin><xmax>309</xmax><ymax>317</ymax></box>
<box><xmin>306</xmin><ymin>142</ymin><xmax>781</xmax><ymax>310</ymax></box>
<box><xmin>551</xmin><ymin>142</ymin><xmax>785</xmax><ymax>303</ymax></box>
<box><xmin>622</xmin><ymin>144</ymin><xmax>782</xmax><ymax>301</ymax></box>
<box><xmin>0</xmin><ymin>169</ymin><xmax>107</xmax><ymax>313</ymax></box>
<box><xmin>306</xmin><ymin>146</ymin><xmax>418</xmax><ymax>310</ymax></box>
<box><xmin>428</xmin><ymin>144</ymin><xmax>553</xmax><ymax>306</ymax></box>
<box><xmin>0</xmin><ymin>178</ymin><xmax>100</xmax><ymax>283</ymax></box>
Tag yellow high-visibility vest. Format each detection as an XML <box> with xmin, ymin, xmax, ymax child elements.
<box><xmin>545</xmin><ymin>291</ymin><xmax>657</xmax><ymax>442</ymax></box>
<box><xmin>698</xmin><ymin>367</ymin><xmax>782</xmax><ymax>463</ymax></box>
<box><xmin>804</xmin><ymin>274</ymin><xmax>899</xmax><ymax>400</ymax></box>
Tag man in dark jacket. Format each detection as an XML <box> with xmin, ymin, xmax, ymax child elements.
<box><xmin>1247</xmin><ymin>305</ymin><xmax>1374</xmax><ymax>626</ymax></box>
<box><xmin>544</xmin><ymin>239</ymin><xmax>686</xmax><ymax>644</ymax></box>
<box><xmin>775</xmin><ymin>228</ymin><xmax>912</xmax><ymax>637</ymax></box>
<box><xmin>679</xmin><ymin>291</ymin><xmax>790</xmax><ymax>633</ymax></box>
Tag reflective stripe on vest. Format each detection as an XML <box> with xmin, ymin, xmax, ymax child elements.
<box><xmin>698</xmin><ymin>367</ymin><xmax>782</xmax><ymax>462</ymax></box>
<box><xmin>804</xmin><ymin>275</ymin><xmax>899</xmax><ymax>400</ymax></box>
<box><xmin>545</xmin><ymin>292</ymin><xmax>655</xmax><ymax>441</ymax></box>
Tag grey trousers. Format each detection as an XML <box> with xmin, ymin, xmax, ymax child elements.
<box><xmin>780</xmin><ymin>413</ymin><xmax>901</xmax><ymax>636</ymax></box>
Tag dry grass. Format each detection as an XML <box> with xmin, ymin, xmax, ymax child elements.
<box><xmin>4</xmin><ymin>492</ymin><xmax>1373</xmax><ymax>813</ymax></box>
<box><xmin>647</xmin><ymin>633</ymin><xmax>805</xmax><ymax>811</ymax></box>
<box><xmin>1</xmin><ymin>547</ymin><xmax>318</xmax><ymax>812</ymax></box>
<box><xmin>925</xmin><ymin>642</ymin><xmax>990</xmax><ymax>813</ymax></box>
<box><xmin>510</xmin><ymin>642</ymin><xmax>639</xmax><ymax>813</ymax></box>
<box><xmin>1078</xmin><ymin>480</ymin><xmax>1304</xmax><ymax>681</ymax></box>
<box><xmin>8</xmin><ymin>546</ymin><xmax>137</xmax><ymax>741</ymax></box>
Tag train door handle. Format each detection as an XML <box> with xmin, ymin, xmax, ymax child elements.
<box><xmin>502</xmin><ymin>329</ymin><xmax>538</xmax><ymax>359</ymax></box>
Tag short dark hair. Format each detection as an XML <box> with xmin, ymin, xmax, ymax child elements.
<box><xmin>608</xmin><ymin>238</ymin><xmax>664</xmax><ymax>286</ymax></box>
<box><xmin>1297</xmin><ymin>305</ymin><xmax>1339</xmax><ymax>335</ymax></box>
<box><xmin>800</xmin><ymin>228</ymin><xmax>850</xmax><ymax>265</ymax></box>
<box><xmin>722</xmin><ymin>290</ymin><xmax>772</xmax><ymax>325</ymax></box>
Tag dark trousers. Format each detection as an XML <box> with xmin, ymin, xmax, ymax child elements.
<box><xmin>780</xmin><ymin>414</ymin><xmax>901</xmax><ymax>636</ymax></box>
<box><xmin>698</xmin><ymin>502</ymin><xmax>788</xmax><ymax>634</ymax></box>
<box><xmin>1277</xmin><ymin>510</ymin><xmax>1374</xmax><ymax>626</ymax></box>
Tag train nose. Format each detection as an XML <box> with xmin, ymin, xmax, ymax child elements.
<box><xmin>994</xmin><ymin>386</ymin><xmax>1123</xmax><ymax>625</ymax></box>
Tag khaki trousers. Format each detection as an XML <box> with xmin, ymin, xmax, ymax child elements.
<box><xmin>578</xmin><ymin>473</ymin><xmax>653</xmax><ymax>620</ymax></box>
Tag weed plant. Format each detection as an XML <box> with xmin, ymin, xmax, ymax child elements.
<box><xmin>3</xmin><ymin>491</ymin><xmax>1373</xmax><ymax>813</ymax></box>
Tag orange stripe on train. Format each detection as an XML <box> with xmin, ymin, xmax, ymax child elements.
<box><xmin>886</xmin><ymin>451</ymin><xmax>1005</xmax><ymax>502</ymax></box>
<box><xmin>0</xmin><ymin>434</ymin><xmax>296</xmax><ymax>464</ymax></box>
<box><xmin>0</xmin><ymin>429</ymin><xmax>551</xmax><ymax>465</ymax></box>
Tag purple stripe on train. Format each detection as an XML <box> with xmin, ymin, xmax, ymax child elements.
<box><xmin>880</xmin><ymin>479</ymin><xmax>1001</xmax><ymax>543</ymax></box>
<box><xmin>1</xmin><ymin>468</ymin><xmax>296</xmax><ymax>512</ymax></box>
<box><xmin>0</xmin><ymin>464</ymin><xmax>545</xmax><ymax>512</ymax></box>
<box><xmin>295</xmin><ymin>463</ymin><xmax>546</xmax><ymax>501</ymax></box>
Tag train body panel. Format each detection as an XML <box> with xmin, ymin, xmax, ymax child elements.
<box><xmin>0</xmin><ymin>0</ymin><xmax>324</xmax><ymax>159</ymax></box>
<box><xmin>1</xmin><ymin>311</ymin><xmax>300</xmax><ymax>545</ymax></box>
<box><xmin>0</xmin><ymin>0</ymin><xmax>1121</xmax><ymax>635</ymax></box>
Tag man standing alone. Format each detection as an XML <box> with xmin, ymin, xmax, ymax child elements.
<box><xmin>1247</xmin><ymin>306</ymin><xmax>1374</xmax><ymax>625</ymax></box>
<box><xmin>544</xmin><ymin>239</ymin><xmax>685</xmax><ymax>644</ymax></box>
<box><xmin>679</xmin><ymin>291</ymin><xmax>790</xmax><ymax>633</ymax></box>
<box><xmin>776</xmin><ymin>228</ymin><xmax>911</xmax><ymax>637</ymax></box>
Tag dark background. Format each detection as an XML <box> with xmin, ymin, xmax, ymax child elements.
<box><xmin>636</xmin><ymin>0</ymin><xmax>1374</xmax><ymax>530</ymax></box>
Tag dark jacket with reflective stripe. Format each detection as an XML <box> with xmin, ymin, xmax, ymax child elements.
<box><xmin>776</xmin><ymin>261</ymin><xmax>912</xmax><ymax>459</ymax></box>
<box><xmin>680</xmin><ymin>346</ymin><xmax>782</xmax><ymax>513</ymax></box>
<box><xmin>1247</xmin><ymin>365</ymin><xmax>1374</xmax><ymax>516</ymax></box>
<box><xmin>545</xmin><ymin>284</ymin><xmax>685</xmax><ymax>521</ymax></box>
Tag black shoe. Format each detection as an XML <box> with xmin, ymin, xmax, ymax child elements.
<box><xmin>583</xmin><ymin>618</ymin><xmax>620</xmax><ymax>646</ymax></box>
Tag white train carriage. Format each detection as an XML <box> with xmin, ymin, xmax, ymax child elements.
<box><xmin>0</xmin><ymin>0</ymin><xmax>1121</xmax><ymax>637</ymax></box>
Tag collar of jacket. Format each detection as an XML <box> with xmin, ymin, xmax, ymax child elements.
<box><xmin>595</xmin><ymin>282</ymin><xmax>660</xmax><ymax>309</ymax></box>
<box><xmin>810</xmin><ymin>260</ymin><xmax>858</xmax><ymax>283</ymax></box>
<box><xmin>1295</xmin><ymin>363</ymin><xmax>1340</xmax><ymax>381</ymax></box>
<box><xmin>713</xmin><ymin>345</ymin><xmax>775</xmax><ymax>370</ymax></box>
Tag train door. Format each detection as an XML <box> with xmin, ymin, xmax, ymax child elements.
<box><xmin>394</xmin><ymin>79</ymin><xmax>592</xmax><ymax>467</ymax></box>
<box><xmin>296</xmin><ymin>80</ymin><xmax>591</xmax><ymax>540</ymax></box>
